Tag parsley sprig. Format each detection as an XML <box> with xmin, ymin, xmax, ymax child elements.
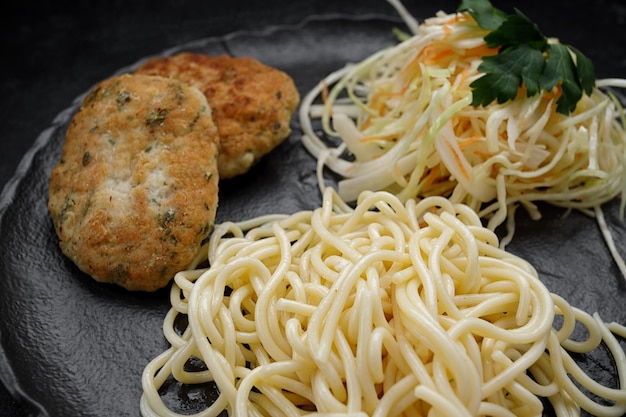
<box><xmin>458</xmin><ymin>0</ymin><xmax>595</xmax><ymax>115</ymax></box>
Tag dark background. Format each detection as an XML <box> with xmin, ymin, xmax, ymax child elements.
<box><xmin>1</xmin><ymin>0</ymin><xmax>624</xmax><ymax>415</ymax></box>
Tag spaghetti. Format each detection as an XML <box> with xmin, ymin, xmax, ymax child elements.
<box><xmin>140</xmin><ymin>189</ymin><xmax>626</xmax><ymax>417</ymax></box>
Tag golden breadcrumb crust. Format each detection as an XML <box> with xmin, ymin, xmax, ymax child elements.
<box><xmin>48</xmin><ymin>74</ymin><xmax>220</xmax><ymax>291</ymax></box>
<box><xmin>134</xmin><ymin>53</ymin><xmax>300</xmax><ymax>179</ymax></box>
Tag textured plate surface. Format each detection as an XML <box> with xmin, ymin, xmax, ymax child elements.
<box><xmin>1</xmin><ymin>13</ymin><xmax>625</xmax><ymax>417</ymax></box>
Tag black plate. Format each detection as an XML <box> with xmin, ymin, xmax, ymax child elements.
<box><xmin>1</xmin><ymin>13</ymin><xmax>625</xmax><ymax>417</ymax></box>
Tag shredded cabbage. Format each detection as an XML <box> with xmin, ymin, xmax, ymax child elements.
<box><xmin>299</xmin><ymin>6</ymin><xmax>626</xmax><ymax>275</ymax></box>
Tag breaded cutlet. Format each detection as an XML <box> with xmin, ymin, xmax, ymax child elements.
<box><xmin>134</xmin><ymin>52</ymin><xmax>300</xmax><ymax>179</ymax></box>
<box><xmin>48</xmin><ymin>73</ymin><xmax>220</xmax><ymax>292</ymax></box>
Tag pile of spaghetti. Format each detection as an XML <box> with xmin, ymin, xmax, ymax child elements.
<box><xmin>299</xmin><ymin>3</ymin><xmax>626</xmax><ymax>250</ymax></box>
<box><xmin>141</xmin><ymin>189</ymin><xmax>626</xmax><ymax>417</ymax></box>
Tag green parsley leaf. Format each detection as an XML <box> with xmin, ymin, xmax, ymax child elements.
<box><xmin>539</xmin><ymin>44</ymin><xmax>573</xmax><ymax>91</ymax></box>
<box><xmin>571</xmin><ymin>46</ymin><xmax>595</xmax><ymax>95</ymax></box>
<box><xmin>457</xmin><ymin>0</ymin><xmax>506</xmax><ymax>29</ymax></box>
<box><xmin>483</xmin><ymin>11</ymin><xmax>546</xmax><ymax>51</ymax></box>
<box><xmin>540</xmin><ymin>44</ymin><xmax>583</xmax><ymax>114</ymax></box>
<box><xmin>471</xmin><ymin>45</ymin><xmax>545</xmax><ymax>107</ymax></box>
<box><xmin>457</xmin><ymin>0</ymin><xmax>596</xmax><ymax>115</ymax></box>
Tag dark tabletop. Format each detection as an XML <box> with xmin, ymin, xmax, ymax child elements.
<box><xmin>1</xmin><ymin>0</ymin><xmax>625</xmax><ymax>416</ymax></box>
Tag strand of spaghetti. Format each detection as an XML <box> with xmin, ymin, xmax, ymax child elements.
<box><xmin>311</xmin><ymin>363</ymin><xmax>348</xmax><ymax>413</ymax></box>
<box><xmin>235</xmin><ymin>360</ymin><xmax>306</xmax><ymax>417</ymax></box>
<box><xmin>354</xmin><ymin>288</ymin><xmax>378</xmax><ymax>411</ymax></box>
<box><xmin>480</xmin><ymin>333</ymin><xmax>550</xmax><ymax>399</ymax></box>
<box><xmin>391</xmin><ymin>299</ymin><xmax>436</xmax><ymax>390</ymax></box>
<box><xmin>169</xmin><ymin>330</ymin><xmax>213</xmax><ymax>384</ymax></box>
<box><xmin>371</xmin><ymin>374</ymin><xmax>420</xmax><ymax>416</ymax></box>
<box><xmin>161</xmin><ymin>303</ymin><xmax>190</xmax><ymax>348</ymax></box>
<box><xmin>228</xmin><ymin>283</ymin><xmax>256</xmax><ymax>334</ymax></box>
<box><xmin>406</xmin><ymin>228</ymin><xmax>439</xmax><ymax>315</ymax></box>
<box><xmin>560</xmin><ymin>307</ymin><xmax>603</xmax><ymax>353</ymax></box>
<box><xmin>140</xmin><ymin>347</ymin><xmax>229</xmax><ymax>417</ymax></box>
<box><xmin>140</xmin><ymin>349</ymin><xmax>176</xmax><ymax>416</ymax></box>
<box><xmin>476</xmin><ymin>401</ymin><xmax>518</xmax><ymax>417</ymax></box>
<box><xmin>393</xmin><ymin>281</ymin><xmax>482</xmax><ymax>412</ymax></box>
<box><xmin>607</xmin><ymin>321</ymin><xmax>626</xmax><ymax>339</ymax></box>
<box><xmin>307</xmin><ymin>250</ymin><xmax>409</xmax><ymax>371</ymax></box>
<box><xmin>422</xmin><ymin>220</ymin><xmax>462</xmax><ymax>319</ymax></box>
<box><xmin>332</xmin><ymin>327</ymin><xmax>361</xmax><ymax>414</ymax></box>
<box><xmin>186</xmin><ymin>273</ymin><xmax>240</xmax><ymax>410</ymax></box>
<box><xmin>508</xmin><ymin>350</ymin><xmax>561</xmax><ymax>398</ymax></box>
<box><xmin>339</xmin><ymin>191</ymin><xmax>410</xmax><ymax>235</ymax></box>
<box><xmin>254</xmin><ymin>222</ymin><xmax>297</xmax><ymax>362</ymax></box>
<box><xmin>414</xmin><ymin>385</ymin><xmax>473</xmax><ymax>417</ymax></box>
<box><xmin>594</xmin><ymin>313</ymin><xmax>626</xmax><ymax>392</ymax></box>
<box><xmin>436</xmin><ymin>211</ymin><xmax>482</xmax><ymax>293</ymax></box>
<box><xmin>559</xmin><ymin>327</ymin><xmax>626</xmax><ymax>404</ymax></box>
<box><xmin>171</xmin><ymin>268</ymin><xmax>204</xmax><ymax>311</ymax></box>
<box><xmin>525</xmin><ymin>354</ymin><xmax>574</xmax><ymax>406</ymax></box>
<box><xmin>545</xmin><ymin>328</ymin><xmax>626</xmax><ymax>416</ymax></box>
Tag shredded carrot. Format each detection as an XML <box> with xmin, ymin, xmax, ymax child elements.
<box><xmin>543</xmin><ymin>85</ymin><xmax>560</xmax><ymax>103</ymax></box>
<box><xmin>398</xmin><ymin>18</ymin><xmax>493</xmax><ymax>79</ymax></box>
<box><xmin>368</xmin><ymin>88</ymin><xmax>407</xmax><ymax>113</ymax></box>
<box><xmin>465</xmin><ymin>44</ymin><xmax>497</xmax><ymax>59</ymax></box>
<box><xmin>453</xmin><ymin>117</ymin><xmax>475</xmax><ymax>136</ymax></box>
<box><xmin>418</xmin><ymin>205</ymin><xmax>439</xmax><ymax>227</ymax></box>
<box><xmin>400</xmin><ymin>52</ymin><xmax>426</xmax><ymax>78</ymax></box>
<box><xmin>359</xmin><ymin>133</ymin><xmax>399</xmax><ymax>143</ymax></box>
<box><xmin>473</xmin><ymin>150</ymin><xmax>494</xmax><ymax>159</ymax></box>
<box><xmin>456</xmin><ymin>68</ymin><xmax>472</xmax><ymax>89</ymax></box>
<box><xmin>321</xmin><ymin>81</ymin><xmax>329</xmax><ymax>105</ymax></box>
<box><xmin>445</xmin><ymin>140</ymin><xmax>470</xmax><ymax>180</ymax></box>
<box><xmin>362</xmin><ymin>84</ymin><xmax>412</xmax><ymax>130</ymax></box>
<box><xmin>422</xmin><ymin>165</ymin><xmax>441</xmax><ymax>192</ymax></box>
<box><xmin>458</xmin><ymin>134</ymin><xmax>482</xmax><ymax>150</ymax></box>
<box><xmin>361</xmin><ymin>115</ymin><xmax>372</xmax><ymax>130</ymax></box>
<box><xmin>422</xmin><ymin>44</ymin><xmax>456</xmax><ymax>66</ymax></box>
<box><xmin>490</xmin><ymin>164</ymin><xmax>500</xmax><ymax>178</ymax></box>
